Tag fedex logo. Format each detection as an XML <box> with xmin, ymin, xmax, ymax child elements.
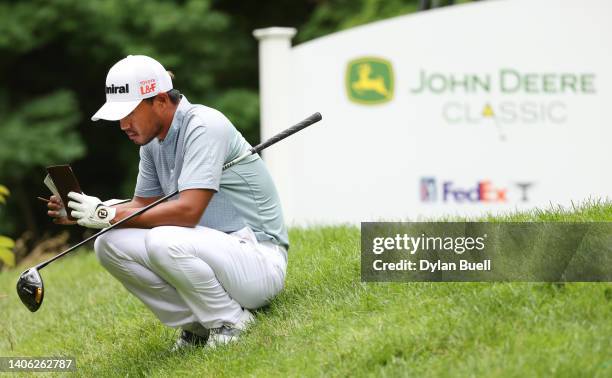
<box><xmin>421</xmin><ymin>177</ymin><xmax>533</xmax><ymax>203</ymax></box>
<box><xmin>444</xmin><ymin>180</ymin><xmax>507</xmax><ymax>202</ymax></box>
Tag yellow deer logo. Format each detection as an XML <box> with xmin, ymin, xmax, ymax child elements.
<box><xmin>346</xmin><ymin>57</ymin><xmax>394</xmax><ymax>105</ymax></box>
<box><xmin>352</xmin><ymin>63</ymin><xmax>390</xmax><ymax>97</ymax></box>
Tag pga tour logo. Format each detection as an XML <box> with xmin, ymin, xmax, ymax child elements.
<box><xmin>421</xmin><ymin>177</ymin><xmax>534</xmax><ymax>203</ymax></box>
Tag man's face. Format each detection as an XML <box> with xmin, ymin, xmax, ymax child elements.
<box><xmin>119</xmin><ymin>100</ymin><xmax>163</xmax><ymax>145</ymax></box>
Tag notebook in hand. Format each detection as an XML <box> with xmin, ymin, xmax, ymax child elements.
<box><xmin>45</xmin><ymin>165</ymin><xmax>83</xmax><ymax>221</ymax></box>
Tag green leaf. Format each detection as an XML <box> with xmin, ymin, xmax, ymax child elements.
<box><xmin>0</xmin><ymin>247</ymin><xmax>15</xmax><ymax>267</ymax></box>
<box><xmin>0</xmin><ymin>235</ymin><xmax>14</xmax><ymax>248</ymax></box>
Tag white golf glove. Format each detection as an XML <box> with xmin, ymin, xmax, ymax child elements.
<box><xmin>67</xmin><ymin>192</ymin><xmax>116</xmax><ymax>229</ymax></box>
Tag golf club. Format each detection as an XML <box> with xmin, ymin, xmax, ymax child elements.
<box><xmin>17</xmin><ymin>112</ymin><xmax>323</xmax><ymax>312</ymax></box>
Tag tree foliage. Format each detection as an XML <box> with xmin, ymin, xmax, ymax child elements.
<box><xmin>0</xmin><ymin>90</ymin><xmax>84</xmax><ymax>179</ymax></box>
<box><xmin>297</xmin><ymin>0</ymin><xmax>420</xmax><ymax>43</ymax></box>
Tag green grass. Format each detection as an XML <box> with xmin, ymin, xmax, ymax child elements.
<box><xmin>0</xmin><ymin>201</ymin><xmax>611</xmax><ymax>377</ymax></box>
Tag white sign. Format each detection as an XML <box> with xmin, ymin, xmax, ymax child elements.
<box><xmin>254</xmin><ymin>0</ymin><xmax>612</xmax><ymax>224</ymax></box>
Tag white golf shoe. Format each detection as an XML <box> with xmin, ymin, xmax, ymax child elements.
<box><xmin>207</xmin><ymin>309</ymin><xmax>254</xmax><ymax>348</ymax></box>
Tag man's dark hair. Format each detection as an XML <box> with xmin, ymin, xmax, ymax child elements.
<box><xmin>144</xmin><ymin>71</ymin><xmax>182</xmax><ymax>105</ymax></box>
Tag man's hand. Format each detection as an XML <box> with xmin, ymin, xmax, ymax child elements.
<box><xmin>67</xmin><ymin>192</ymin><xmax>116</xmax><ymax>229</ymax></box>
<box><xmin>47</xmin><ymin>195</ymin><xmax>77</xmax><ymax>225</ymax></box>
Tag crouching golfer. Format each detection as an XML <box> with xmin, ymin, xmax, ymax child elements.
<box><xmin>46</xmin><ymin>55</ymin><xmax>288</xmax><ymax>351</ymax></box>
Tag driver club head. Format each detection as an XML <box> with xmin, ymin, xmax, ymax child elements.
<box><xmin>16</xmin><ymin>268</ymin><xmax>44</xmax><ymax>312</ymax></box>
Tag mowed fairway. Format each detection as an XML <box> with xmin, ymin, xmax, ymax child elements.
<box><xmin>0</xmin><ymin>202</ymin><xmax>611</xmax><ymax>377</ymax></box>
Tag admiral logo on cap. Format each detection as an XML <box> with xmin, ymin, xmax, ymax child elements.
<box><xmin>106</xmin><ymin>84</ymin><xmax>130</xmax><ymax>94</ymax></box>
<box><xmin>91</xmin><ymin>55</ymin><xmax>173</xmax><ymax>122</ymax></box>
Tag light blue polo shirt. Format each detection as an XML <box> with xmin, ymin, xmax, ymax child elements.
<box><xmin>134</xmin><ymin>96</ymin><xmax>289</xmax><ymax>249</ymax></box>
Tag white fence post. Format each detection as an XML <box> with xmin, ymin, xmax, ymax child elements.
<box><xmin>253</xmin><ymin>27</ymin><xmax>297</xmax><ymax>223</ymax></box>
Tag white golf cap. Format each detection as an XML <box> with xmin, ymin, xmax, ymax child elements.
<box><xmin>91</xmin><ymin>55</ymin><xmax>173</xmax><ymax>121</ymax></box>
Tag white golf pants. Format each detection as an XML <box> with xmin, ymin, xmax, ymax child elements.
<box><xmin>94</xmin><ymin>226</ymin><xmax>287</xmax><ymax>330</ymax></box>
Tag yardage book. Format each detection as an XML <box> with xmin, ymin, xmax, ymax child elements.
<box><xmin>44</xmin><ymin>165</ymin><xmax>83</xmax><ymax>221</ymax></box>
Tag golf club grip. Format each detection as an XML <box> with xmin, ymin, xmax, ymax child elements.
<box><xmin>250</xmin><ymin>112</ymin><xmax>322</xmax><ymax>155</ymax></box>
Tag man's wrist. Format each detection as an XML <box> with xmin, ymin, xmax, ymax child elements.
<box><xmin>110</xmin><ymin>208</ymin><xmax>124</xmax><ymax>225</ymax></box>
